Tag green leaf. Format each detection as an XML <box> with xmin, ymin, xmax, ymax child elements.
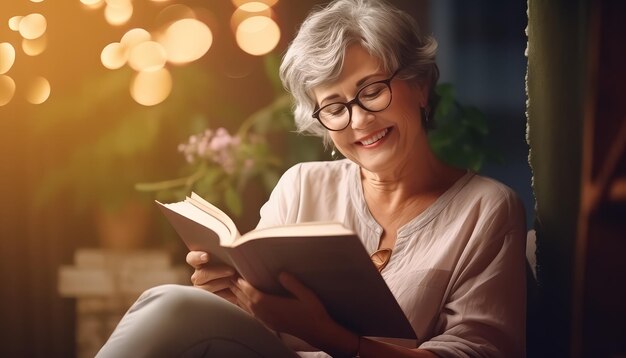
<box><xmin>194</xmin><ymin>167</ymin><xmax>221</xmax><ymax>192</ymax></box>
<box><xmin>262</xmin><ymin>170</ymin><xmax>280</xmax><ymax>193</ymax></box>
<box><xmin>263</xmin><ymin>53</ymin><xmax>283</xmax><ymax>95</ymax></box>
<box><xmin>463</xmin><ymin>106</ymin><xmax>489</xmax><ymax>135</ymax></box>
<box><xmin>224</xmin><ymin>185</ymin><xmax>243</xmax><ymax>217</ymax></box>
<box><xmin>435</xmin><ymin>83</ymin><xmax>455</xmax><ymax>117</ymax></box>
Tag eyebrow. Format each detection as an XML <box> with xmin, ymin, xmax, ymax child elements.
<box><xmin>319</xmin><ymin>72</ymin><xmax>386</xmax><ymax>104</ymax></box>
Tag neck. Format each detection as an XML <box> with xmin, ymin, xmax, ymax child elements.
<box><xmin>360</xmin><ymin>147</ymin><xmax>463</xmax><ymax>207</ymax></box>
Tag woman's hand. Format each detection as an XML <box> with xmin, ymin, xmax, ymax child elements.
<box><xmin>186</xmin><ymin>251</ymin><xmax>238</xmax><ymax>305</ymax></box>
<box><xmin>232</xmin><ymin>272</ymin><xmax>359</xmax><ymax>356</ymax></box>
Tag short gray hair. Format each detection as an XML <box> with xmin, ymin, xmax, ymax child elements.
<box><xmin>279</xmin><ymin>0</ymin><xmax>439</xmax><ymax>145</ymax></box>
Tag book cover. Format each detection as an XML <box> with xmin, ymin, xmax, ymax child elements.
<box><xmin>156</xmin><ymin>194</ymin><xmax>417</xmax><ymax>340</ymax></box>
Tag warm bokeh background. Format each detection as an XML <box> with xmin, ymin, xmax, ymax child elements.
<box><xmin>0</xmin><ymin>1</ymin><xmax>530</xmax><ymax>357</ymax></box>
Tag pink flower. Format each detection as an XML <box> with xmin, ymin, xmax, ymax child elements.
<box><xmin>177</xmin><ymin>126</ymin><xmax>254</xmax><ymax>175</ymax></box>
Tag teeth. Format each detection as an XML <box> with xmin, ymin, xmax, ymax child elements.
<box><xmin>360</xmin><ymin>128</ymin><xmax>389</xmax><ymax>146</ymax></box>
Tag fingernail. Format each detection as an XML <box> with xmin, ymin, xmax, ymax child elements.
<box><xmin>200</xmin><ymin>253</ymin><xmax>208</xmax><ymax>263</ymax></box>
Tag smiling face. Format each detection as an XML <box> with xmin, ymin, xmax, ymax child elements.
<box><xmin>312</xmin><ymin>45</ymin><xmax>429</xmax><ymax>176</ymax></box>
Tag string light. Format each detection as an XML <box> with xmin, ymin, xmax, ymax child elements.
<box><xmin>1</xmin><ymin>0</ymin><xmax>282</xmax><ymax>106</ymax></box>
<box><xmin>1</xmin><ymin>7</ymin><xmax>49</xmax><ymax>106</ymax></box>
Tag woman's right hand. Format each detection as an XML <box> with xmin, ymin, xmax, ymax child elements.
<box><xmin>186</xmin><ymin>251</ymin><xmax>238</xmax><ymax>304</ymax></box>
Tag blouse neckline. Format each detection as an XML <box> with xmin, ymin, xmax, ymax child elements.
<box><xmin>347</xmin><ymin>160</ymin><xmax>475</xmax><ymax>240</ymax></box>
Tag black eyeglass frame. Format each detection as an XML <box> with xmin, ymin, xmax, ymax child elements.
<box><xmin>312</xmin><ymin>69</ymin><xmax>400</xmax><ymax>131</ymax></box>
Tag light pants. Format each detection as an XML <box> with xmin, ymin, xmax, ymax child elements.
<box><xmin>96</xmin><ymin>284</ymin><xmax>299</xmax><ymax>358</ymax></box>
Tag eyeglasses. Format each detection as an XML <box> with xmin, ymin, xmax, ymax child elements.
<box><xmin>370</xmin><ymin>248</ymin><xmax>392</xmax><ymax>272</ymax></box>
<box><xmin>312</xmin><ymin>70</ymin><xmax>399</xmax><ymax>131</ymax></box>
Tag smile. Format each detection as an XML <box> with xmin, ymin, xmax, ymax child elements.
<box><xmin>358</xmin><ymin>128</ymin><xmax>390</xmax><ymax>146</ymax></box>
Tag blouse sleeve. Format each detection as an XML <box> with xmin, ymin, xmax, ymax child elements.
<box><xmin>255</xmin><ymin>163</ymin><xmax>303</xmax><ymax>230</ymax></box>
<box><xmin>419</xmin><ymin>190</ymin><xmax>527</xmax><ymax>358</ymax></box>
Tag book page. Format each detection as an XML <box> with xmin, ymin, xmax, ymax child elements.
<box><xmin>160</xmin><ymin>201</ymin><xmax>231</xmax><ymax>244</ymax></box>
<box><xmin>238</xmin><ymin>222</ymin><xmax>353</xmax><ymax>245</ymax></box>
<box><xmin>188</xmin><ymin>193</ymin><xmax>241</xmax><ymax>242</ymax></box>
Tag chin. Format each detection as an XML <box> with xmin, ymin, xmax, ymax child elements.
<box><xmin>353</xmin><ymin>157</ymin><xmax>395</xmax><ymax>174</ymax></box>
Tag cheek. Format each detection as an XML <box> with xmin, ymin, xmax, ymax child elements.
<box><xmin>328</xmin><ymin>132</ymin><xmax>356</xmax><ymax>158</ymax></box>
<box><xmin>328</xmin><ymin>132</ymin><xmax>346</xmax><ymax>147</ymax></box>
<box><xmin>390</xmin><ymin>97</ymin><xmax>423</xmax><ymax>129</ymax></box>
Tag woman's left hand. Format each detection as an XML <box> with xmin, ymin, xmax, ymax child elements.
<box><xmin>232</xmin><ymin>272</ymin><xmax>357</xmax><ymax>353</ymax></box>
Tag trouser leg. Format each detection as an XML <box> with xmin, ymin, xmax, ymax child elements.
<box><xmin>96</xmin><ymin>284</ymin><xmax>298</xmax><ymax>358</ymax></box>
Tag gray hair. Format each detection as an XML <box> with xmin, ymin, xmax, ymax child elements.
<box><xmin>279</xmin><ymin>0</ymin><xmax>439</xmax><ymax>145</ymax></box>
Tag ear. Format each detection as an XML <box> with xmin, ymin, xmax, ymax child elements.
<box><xmin>409</xmin><ymin>79</ymin><xmax>429</xmax><ymax>108</ymax></box>
<box><xmin>419</xmin><ymin>83</ymin><xmax>431</xmax><ymax>108</ymax></box>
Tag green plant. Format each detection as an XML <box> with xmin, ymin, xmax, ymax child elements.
<box><xmin>429</xmin><ymin>83</ymin><xmax>501</xmax><ymax>171</ymax></box>
<box><xmin>135</xmin><ymin>116</ymin><xmax>283</xmax><ymax>217</ymax></box>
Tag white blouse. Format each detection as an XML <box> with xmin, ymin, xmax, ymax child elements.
<box><xmin>257</xmin><ymin>159</ymin><xmax>527</xmax><ymax>358</ymax></box>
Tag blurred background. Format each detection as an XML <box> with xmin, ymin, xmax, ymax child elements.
<box><xmin>0</xmin><ymin>0</ymin><xmax>531</xmax><ymax>356</ymax></box>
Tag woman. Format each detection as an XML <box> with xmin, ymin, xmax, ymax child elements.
<box><xmin>97</xmin><ymin>0</ymin><xmax>526</xmax><ymax>357</ymax></box>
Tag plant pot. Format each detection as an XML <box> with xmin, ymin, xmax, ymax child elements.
<box><xmin>94</xmin><ymin>199</ymin><xmax>152</xmax><ymax>251</ymax></box>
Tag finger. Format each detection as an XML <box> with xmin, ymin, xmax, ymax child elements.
<box><xmin>214</xmin><ymin>288</ymin><xmax>238</xmax><ymax>305</ymax></box>
<box><xmin>191</xmin><ymin>266</ymin><xmax>236</xmax><ymax>286</ymax></box>
<box><xmin>186</xmin><ymin>251</ymin><xmax>210</xmax><ymax>268</ymax></box>
<box><xmin>193</xmin><ymin>276</ymin><xmax>234</xmax><ymax>293</ymax></box>
<box><xmin>231</xmin><ymin>281</ymin><xmax>252</xmax><ymax>311</ymax></box>
<box><xmin>278</xmin><ymin>272</ymin><xmax>317</xmax><ymax>303</ymax></box>
<box><xmin>235</xmin><ymin>277</ymin><xmax>261</xmax><ymax>298</ymax></box>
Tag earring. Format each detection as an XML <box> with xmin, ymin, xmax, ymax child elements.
<box><xmin>331</xmin><ymin>147</ymin><xmax>337</xmax><ymax>158</ymax></box>
<box><xmin>420</xmin><ymin>107</ymin><xmax>430</xmax><ymax>128</ymax></box>
<box><xmin>421</xmin><ymin>107</ymin><xmax>430</xmax><ymax>123</ymax></box>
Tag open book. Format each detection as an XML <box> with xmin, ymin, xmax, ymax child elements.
<box><xmin>157</xmin><ymin>193</ymin><xmax>416</xmax><ymax>340</ymax></box>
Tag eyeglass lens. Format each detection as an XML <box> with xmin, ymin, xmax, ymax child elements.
<box><xmin>317</xmin><ymin>79</ymin><xmax>393</xmax><ymax>130</ymax></box>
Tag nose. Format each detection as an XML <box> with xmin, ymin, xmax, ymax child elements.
<box><xmin>350</xmin><ymin>104</ymin><xmax>374</xmax><ymax>130</ymax></box>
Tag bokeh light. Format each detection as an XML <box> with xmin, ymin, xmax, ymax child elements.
<box><xmin>104</xmin><ymin>1</ymin><xmax>133</xmax><ymax>26</ymax></box>
<box><xmin>121</xmin><ymin>28</ymin><xmax>151</xmax><ymax>49</ymax></box>
<box><xmin>105</xmin><ymin>0</ymin><xmax>131</xmax><ymax>7</ymax></box>
<box><xmin>81</xmin><ymin>0</ymin><xmax>105</xmax><ymax>10</ymax></box>
<box><xmin>8</xmin><ymin>16</ymin><xmax>23</xmax><ymax>31</ymax></box>
<box><xmin>30</xmin><ymin>0</ymin><xmax>45</xmax><ymax>3</ymax></box>
<box><xmin>235</xmin><ymin>16</ymin><xmax>280</xmax><ymax>56</ymax></box>
<box><xmin>19</xmin><ymin>13</ymin><xmax>47</xmax><ymax>40</ymax></box>
<box><xmin>231</xmin><ymin>0</ymin><xmax>278</xmax><ymax>7</ymax></box>
<box><xmin>0</xmin><ymin>75</ymin><xmax>16</xmax><ymax>106</ymax></box>
<box><xmin>25</xmin><ymin>76</ymin><xmax>51</xmax><ymax>104</ymax></box>
<box><xmin>127</xmin><ymin>41</ymin><xmax>167</xmax><ymax>72</ymax></box>
<box><xmin>231</xmin><ymin>2</ymin><xmax>272</xmax><ymax>33</ymax></box>
<box><xmin>130</xmin><ymin>68</ymin><xmax>172</xmax><ymax>106</ymax></box>
<box><xmin>155</xmin><ymin>4</ymin><xmax>196</xmax><ymax>28</ymax></box>
<box><xmin>0</xmin><ymin>43</ymin><xmax>16</xmax><ymax>74</ymax></box>
<box><xmin>101</xmin><ymin>42</ymin><xmax>127</xmax><ymax>69</ymax></box>
<box><xmin>82</xmin><ymin>0</ymin><xmax>276</xmax><ymax>104</ymax></box>
<box><xmin>157</xmin><ymin>18</ymin><xmax>212</xmax><ymax>65</ymax></box>
<box><xmin>22</xmin><ymin>35</ymin><xmax>48</xmax><ymax>56</ymax></box>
